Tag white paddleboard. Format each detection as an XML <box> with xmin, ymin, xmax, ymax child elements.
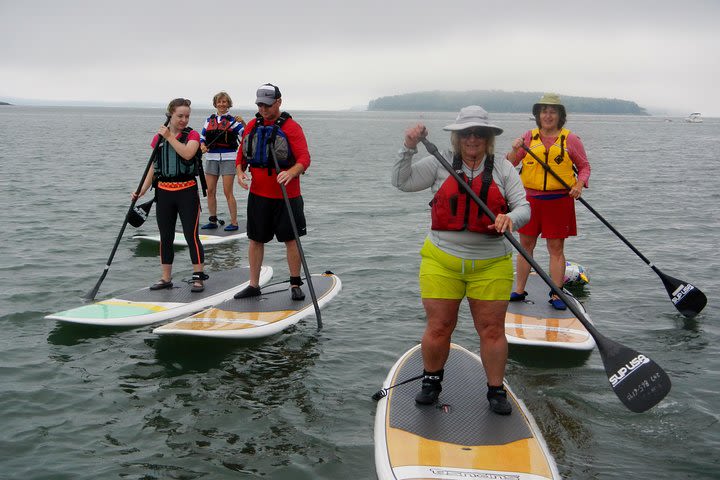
<box><xmin>375</xmin><ymin>343</ymin><xmax>561</xmax><ymax>480</ymax></box>
<box><xmin>46</xmin><ymin>266</ymin><xmax>273</xmax><ymax>327</ymax></box>
<box><xmin>506</xmin><ymin>273</ymin><xmax>595</xmax><ymax>351</ymax></box>
<box><xmin>154</xmin><ymin>272</ymin><xmax>341</xmax><ymax>338</ymax></box>
<box><xmin>133</xmin><ymin>226</ymin><xmax>247</xmax><ymax>246</ymax></box>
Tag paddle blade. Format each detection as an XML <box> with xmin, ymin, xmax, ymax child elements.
<box><xmin>127</xmin><ymin>199</ymin><xmax>154</xmax><ymax>228</ymax></box>
<box><xmin>596</xmin><ymin>334</ymin><xmax>671</xmax><ymax>413</ymax></box>
<box><xmin>656</xmin><ymin>270</ymin><xmax>707</xmax><ymax>317</ymax></box>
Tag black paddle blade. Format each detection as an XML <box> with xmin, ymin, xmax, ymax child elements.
<box><xmin>657</xmin><ymin>270</ymin><xmax>707</xmax><ymax>317</ymax></box>
<box><xmin>596</xmin><ymin>334</ymin><xmax>671</xmax><ymax>413</ymax></box>
<box><xmin>126</xmin><ymin>199</ymin><xmax>154</xmax><ymax>228</ymax></box>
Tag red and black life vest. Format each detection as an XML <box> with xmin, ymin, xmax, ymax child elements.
<box><xmin>204</xmin><ymin>114</ymin><xmax>240</xmax><ymax>151</ymax></box>
<box><xmin>429</xmin><ymin>154</ymin><xmax>508</xmax><ymax>235</ymax></box>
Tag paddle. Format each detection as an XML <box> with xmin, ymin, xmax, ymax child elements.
<box><xmin>520</xmin><ymin>144</ymin><xmax>706</xmax><ymax>317</ymax></box>
<box><xmin>421</xmin><ymin>137</ymin><xmax>671</xmax><ymax>413</ymax></box>
<box><xmin>268</xmin><ymin>143</ymin><xmax>322</xmax><ymax>330</ymax></box>
<box><xmin>84</xmin><ymin>116</ymin><xmax>170</xmax><ymax>301</ymax></box>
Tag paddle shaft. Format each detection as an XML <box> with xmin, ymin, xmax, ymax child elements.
<box><xmin>85</xmin><ymin>117</ymin><xmax>170</xmax><ymax>300</ymax></box>
<box><xmin>520</xmin><ymin>144</ymin><xmax>705</xmax><ymax>316</ymax></box>
<box><xmin>270</xmin><ymin>157</ymin><xmax>322</xmax><ymax>329</ymax></box>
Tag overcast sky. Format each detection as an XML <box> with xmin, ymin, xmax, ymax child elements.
<box><xmin>2</xmin><ymin>1</ymin><xmax>719</xmax><ymax>115</ymax></box>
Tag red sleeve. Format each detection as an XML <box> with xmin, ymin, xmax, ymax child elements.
<box><xmin>283</xmin><ymin>119</ymin><xmax>311</xmax><ymax>171</ymax></box>
<box><xmin>566</xmin><ymin>133</ymin><xmax>590</xmax><ymax>187</ymax></box>
<box><xmin>186</xmin><ymin>129</ymin><xmax>200</xmax><ymax>142</ymax></box>
<box><xmin>150</xmin><ymin>134</ymin><xmax>160</xmax><ymax>149</ymax></box>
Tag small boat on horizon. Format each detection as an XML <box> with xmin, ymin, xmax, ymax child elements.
<box><xmin>685</xmin><ymin>112</ymin><xmax>703</xmax><ymax>123</ymax></box>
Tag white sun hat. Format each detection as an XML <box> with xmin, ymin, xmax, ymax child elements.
<box><xmin>443</xmin><ymin>105</ymin><xmax>503</xmax><ymax>135</ymax></box>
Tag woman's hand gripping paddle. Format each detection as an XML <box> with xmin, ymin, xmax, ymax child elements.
<box><xmin>520</xmin><ymin>144</ymin><xmax>706</xmax><ymax>318</ymax></box>
<box><xmin>422</xmin><ymin>137</ymin><xmax>671</xmax><ymax>413</ymax></box>
<box><xmin>84</xmin><ymin>116</ymin><xmax>170</xmax><ymax>301</ymax></box>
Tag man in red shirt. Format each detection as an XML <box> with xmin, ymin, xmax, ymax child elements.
<box><xmin>234</xmin><ymin>84</ymin><xmax>312</xmax><ymax>300</ymax></box>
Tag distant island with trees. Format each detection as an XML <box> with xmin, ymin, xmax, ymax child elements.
<box><xmin>0</xmin><ymin>101</ymin><xmax>11</xmax><ymax>106</ymax></box>
<box><xmin>368</xmin><ymin>90</ymin><xmax>647</xmax><ymax>115</ymax></box>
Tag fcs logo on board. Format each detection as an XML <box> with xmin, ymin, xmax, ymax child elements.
<box><xmin>671</xmin><ymin>283</ymin><xmax>694</xmax><ymax>305</ymax></box>
<box><xmin>609</xmin><ymin>355</ymin><xmax>650</xmax><ymax>387</ymax></box>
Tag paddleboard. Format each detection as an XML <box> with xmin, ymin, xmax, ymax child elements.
<box><xmin>46</xmin><ymin>266</ymin><xmax>273</xmax><ymax>327</ymax></box>
<box><xmin>133</xmin><ymin>225</ymin><xmax>248</xmax><ymax>246</ymax></box>
<box><xmin>153</xmin><ymin>272</ymin><xmax>341</xmax><ymax>338</ymax></box>
<box><xmin>374</xmin><ymin>343</ymin><xmax>560</xmax><ymax>480</ymax></box>
<box><xmin>506</xmin><ymin>273</ymin><xmax>595</xmax><ymax>351</ymax></box>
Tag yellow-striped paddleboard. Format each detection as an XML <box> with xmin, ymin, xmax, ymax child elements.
<box><xmin>506</xmin><ymin>273</ymin><xmax>595</xmax><ymax>351</ymax></box>
<box><xmin>46</xmin><ymin>266</ymin><xmax>272</xmax><ymax>327</ymax></box>
<box><xmin>375</xmin><ymin>343</ymin><xmax>560</xmax><ymax>480</ymax></box>
<box><xmin>154</xmin><ymin>272</ymin><xmax>341</xmax><ymax>338</ymax></box>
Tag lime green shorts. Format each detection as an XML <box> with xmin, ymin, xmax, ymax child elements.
<box><xmin>419</xmin><ymin>238</ymin><xmax>513</xmax><ymax>300</ymax></box>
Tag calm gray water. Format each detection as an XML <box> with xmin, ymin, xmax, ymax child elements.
<box><xmin>1</xmin><ymin>106</ymin><xmax>718</xmax><ymax>479</ymax></box>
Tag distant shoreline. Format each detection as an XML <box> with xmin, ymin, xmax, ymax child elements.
<box><xmin>369</xmin><ymin>90</ymin><xmax>648</xmax><ymax>115</ymax></box>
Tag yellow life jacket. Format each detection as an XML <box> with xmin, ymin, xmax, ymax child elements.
<box><xmin>520</xmin><ymin>128</ymin><xmax>576</xmax><ymax>191</ymax></box>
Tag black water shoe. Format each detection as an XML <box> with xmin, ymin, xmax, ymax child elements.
<box><xmin>291</xmin><ymin>286</ymin><xmax>305</xmax><ymax>301</ymax></box>
<box><xmin>234</xmin><ymin>285</ymin><xmax>261</xmax><ymax>299</ymax></box>
<box><xmin>415</xmin><ymin>370</ymin><xmax>443</xmax><ymax>405</ymax></box>
<box><xmin>487</xmin><ymin>387</ymin><xmax>512</xmax><ymax>415</ymax></box>
<box><xmin>191</xmin><ymin>272</ymin><xmax>208</xmax><ymax>293</ymax></box>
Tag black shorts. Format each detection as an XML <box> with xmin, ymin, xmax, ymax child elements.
<box><xmin>246</xmin><ymin>192</ymin><xmax>307</xmax><ymax>243</ymax></box>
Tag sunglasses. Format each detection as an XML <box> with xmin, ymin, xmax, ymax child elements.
<box><xmin>257</xmin><ymin>101</ymin><xmax>276</xmax><ymax>108</ymax></box>
<box><xmin>458</xmin><ymin>128</ymin><xmax>490</xmax><ymax>139</ymax></box>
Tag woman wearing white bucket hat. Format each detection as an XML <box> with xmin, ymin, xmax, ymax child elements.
<box><xmin>506</xmin><ymin>93</ymin><xmax>591</xmax><ymax>310</ymax></box>
<box><xmin>392</xmin><ymin>105</ymin><xmax>530</xmax><ymax>415</ymax></box>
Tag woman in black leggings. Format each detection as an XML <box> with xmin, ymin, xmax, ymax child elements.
<box><xmin>133</xmin><ymin>98</ymin><xmax>206</xmax><ymax>292</ymax></box>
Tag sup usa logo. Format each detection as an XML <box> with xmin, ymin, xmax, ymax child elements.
<box><xmin>609</xmin><ymin>354</ymin><xmax>650</xmax><ymax>387</ymax></box>
<box><xmin>671</xmin><ymin>283</ymin><xmax>695</xmax><ymax>305</ymax></box>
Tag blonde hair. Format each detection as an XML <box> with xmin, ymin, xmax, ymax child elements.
<box><xmin>212</xmin><ymin>91</ymin><xmax>233</xmax><ymax>108</ymax></box>
<box><xmin>450</xmin><ymin>131</ymin><xmax>496</xmax><ymax>155</ymax></box>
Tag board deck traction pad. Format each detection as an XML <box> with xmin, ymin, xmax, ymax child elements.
<box><xmin>154</xmin><ymin>273</ymin><xmax>340</xmax><ymax>336</ymax></box>
<box><xmin>377</xmin><ymin>344</ymin><xmax>560</xmax><ymax>480</ymax></box>
<box><xmin>389</xmin><ymin>346</ymin><xmax>531</xmax><ymax>445</ymax></box>
<box><xmin>505</xmin><ymin>273</ymin><xmax>595</xmax><ymax>350</ymax></box>
<box><xmin>46</xmin><ymin>266</ymin><xmax>271</xmax><ymax>325</ymax></box>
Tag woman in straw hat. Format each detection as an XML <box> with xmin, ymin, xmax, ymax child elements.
<box><xmin>506</xmin><ymin>93</ymin><xmax>591</xmax><ymax>310</ymax></box>
<box><xmin>392</xmin><ymin>105</ymin><xmax>530</xmax><ymax>415</ymax></box>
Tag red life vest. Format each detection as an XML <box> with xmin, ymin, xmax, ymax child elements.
<box><xmin>430</xmin><ymin>154</ymin><xmax>508</xmax><ymax>235</ymax></box>
<box><xmin>205</xmin><ymin>114</ymin><xmax>239</xmax><ymax>151</ymax></box>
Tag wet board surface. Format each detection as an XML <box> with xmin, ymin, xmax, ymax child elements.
<box><xmin>505</xmin><ymin>273</ymin><xmax>595</xmax><ymax>351</ymax></box>
<box><xmin>46</xmin><ymin>266</ymin><xmax>273</xmax><ymax>327</ymax></box>
<box><xmin>133</xmin><ymin>225</ymin><xmax>248</xmax><ymax>246</ymax></box>
<box><xmin>374</xmin><ymin>343</ymin><xmax>560</xmax><ymax>480</ymax></box>
<box><xmin>154</xmin><ymin>272</ymin><xmax>341</xmax><ymax>338</ymax></box>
